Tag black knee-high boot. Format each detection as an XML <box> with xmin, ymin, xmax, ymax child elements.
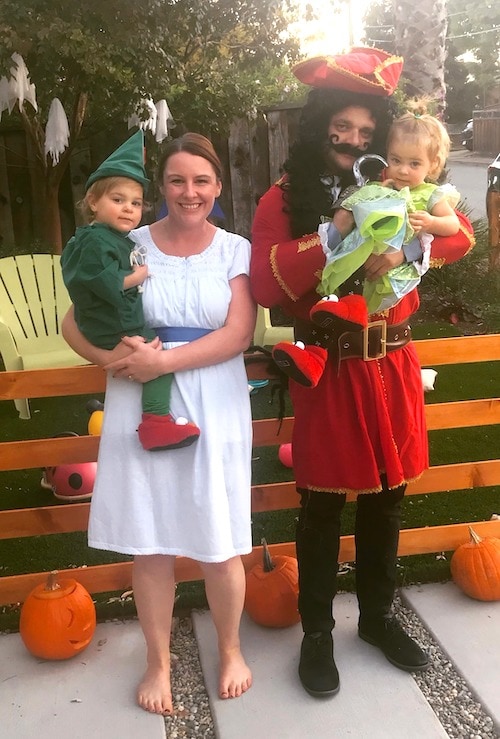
<box><xmin>354</xmin><ymin>481</ymin><xmax>406</xmax><ymax>629</ymax></box>
<box><xmin>296</xmin><ymin>489</ymin><xmax>346</xmax><ymax>634</ymax></box>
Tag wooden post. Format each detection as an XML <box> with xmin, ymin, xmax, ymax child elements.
<box><xmin>228</xmin><ymin>117</ymin><xmax>253</xmax><ymax>240</ymax></box>
<box><xmin>487</xmin><ymin>190</ymin><xmax>500</xmax><ymax>269</ymax></box>
<box><xmin>487</xmin><ymin>152</ymin><xmax>500</xmax><ymax>269</ymax></box>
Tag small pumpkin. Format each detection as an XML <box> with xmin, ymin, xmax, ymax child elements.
<box><xmin>244</xmin><ymin>538</ymin><xmax>301</xmax><ymax>628</ymax></box>
<box><xmin>450</xmin><ymin>526</ymin><xmax>500</xmax><ymax>601</ymax></box>
<box><xmin>20</xmin><ymin>570</ymin><xmax>97</xmax><ymax>659</ymax></box>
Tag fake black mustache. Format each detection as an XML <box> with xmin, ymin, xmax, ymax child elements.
<box><xmin>328</xmin><ymin>140</ymin><xmax>369</xmax><ymax>159</ymax></box>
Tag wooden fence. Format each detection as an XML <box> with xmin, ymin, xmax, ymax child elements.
<box><xmin>1</xmin><ymin>335</ymin><xmax>500</xmax><ymax>606</ymax></box>
<box><xmin>473</xmin><ymin>110</ymin><xmax>500</xmax><ymax>157</ymax></box>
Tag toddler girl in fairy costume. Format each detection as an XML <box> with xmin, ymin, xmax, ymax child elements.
<box><xmin>272</xmin><ymin>104</ymin><xmax>461</xmax><ymax>387</ymax></box>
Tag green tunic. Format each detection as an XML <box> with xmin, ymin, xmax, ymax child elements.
<box><xmin>61</xmin><ymin>222</ymin><xmax>155</xmax><ymax>350</ymax></box>
<box><xmin>62</xmin><ymin>222</ymin><xmax>171</xmax><ymax>417</ymax></box>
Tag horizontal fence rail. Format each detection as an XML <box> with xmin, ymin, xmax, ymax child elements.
<box><xmin>1</xmin><ymin>335</ymin><xmax>500</xmax><ymax>605</ymax></box>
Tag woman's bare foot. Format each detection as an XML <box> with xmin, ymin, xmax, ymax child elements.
<box><xmin>219</xmin><ymin>648</ymin><xmax>252</xmax><ymax>699</ymax></box>
<box><xmin>137</xmin><ymin>664</ymin><xmax>173</xmax><ymax>715</ymax></box>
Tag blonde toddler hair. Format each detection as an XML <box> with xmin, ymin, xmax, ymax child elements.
<box><xmin>387</xmin><ymin>100</ymin><xmax>451</xmax><ymax>181</ymax></box>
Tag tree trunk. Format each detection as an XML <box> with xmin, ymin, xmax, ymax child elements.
<box><xmin>20</xmin><ymin>97</ymin><xmax>85</xmax><ymax>255</ymax></box>
<box><xmin>392</xmin><ymin>0</ymin><xmax>448</xmax><ymax>115</ymax></box>
<box><xmin>42</xmin><ymin>180</ymin><xmax>63</xmax><ymax>253</ymax></box>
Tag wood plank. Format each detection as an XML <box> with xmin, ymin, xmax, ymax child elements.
<box><xmin>3</xmin><ymin>521</ymin><xmax>499</xmax><ymax>605</ymax></box>
<box><xmin>0</xmin><ymin>364</ymin><xmax>106</xmax><ymax>400</ymax></box>
<box><xmin>2</xmin><ymin>460</ymin><xmax>499</xmax><ymax>538</ymax></box>
<box><xmin>0</xmin><ymin>504</ymin><xmax>90</xmax><ymax>539</ymax></box>
<box><xmin>252</xmin><ymin>416</ymin><xmax>293</xmax><ymax>446</ymax></box>
<box><xmin>228</xmin><ymin>117</ymin><xmax>253</xmax><ymax>241</ymax></box>
<box><xmin>248</xmin><ymin>111</ymin><xmax>271</xmax><ymax>210</ymax></box>
<box><xmin>425</xmin><ymin>398</ymin><xmax>500</xmax><ymax>429</ymax></box>
<box><xmin>0</xmin><ymin>558</ymin><xmax>201</xmax><ymax>606</ymax></box>
<box><xmin>1</xmin><ymin>335</ymin><xmax>497</xmax><ymax>404</ymax></box>
<box><xmin>250</xmin><ymin>397</ymin><xmax>500</xmax><ymax>444</ymax></box>
<box><xmin>415</xmin><ymin>334</ymin><xmax>500</xmax><ymax>366</ymax></box>
<box><xmin>395</xmin><ymin>519</ymin><xmax>500</xmax><ymax>556</ymax></box>
<box><xmin>266</xmin><ymin>110</ymin><xmax>289</xmax><ymax>184</ymax></box>
<box><xmin>0</xmin><ymin>435</ymin><xmax>100</xmax><ymax>471</ymax></box>
<box><xmin>250</xmin><ymin>459</ymin><xmax>500</xmax><ymax>512</ymax></box>
<box><xmin>406</xmin><ymin>459</ymin><xmax>500</xmax><ymax>494</ymax></box>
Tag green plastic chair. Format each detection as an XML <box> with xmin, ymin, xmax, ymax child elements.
<box><xmin>0</xmin><ymin>254</ymin><xmax>89</xmax><ymax>419</ymax></box>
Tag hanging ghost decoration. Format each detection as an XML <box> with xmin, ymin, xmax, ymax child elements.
<box><xmin>45</xmin><ymin>98</ymin><xmax>70</xmax><ymax>165</ymax></box>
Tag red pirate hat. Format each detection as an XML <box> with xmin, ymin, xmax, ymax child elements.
<box><xmin>293</xmin><ymin>47</ymin><xmax>403</xmax><ymax>97</ymax></box>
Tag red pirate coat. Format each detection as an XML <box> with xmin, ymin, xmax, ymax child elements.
<box><xmin>250</xmin><ymin>180</ymin><xmax>475</xmax><ymax>494</ymax></box>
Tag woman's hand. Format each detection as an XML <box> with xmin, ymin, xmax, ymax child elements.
<box><xmin>105</xmin><ymin>336</ymin><xmax>163</xmax><ymax>383</ymax></box>
<box><xmin>364</xmin><ymin>250</ymin><xmax>405</xmax><ymax>281</ymax></box>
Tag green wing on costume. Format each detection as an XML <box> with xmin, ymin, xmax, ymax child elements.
<box><xmin>319</xmin><ymin>184</ymin><xmax>420</xmax><ymax>313</ymax></box>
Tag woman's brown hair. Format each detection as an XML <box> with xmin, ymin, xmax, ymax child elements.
<box><xmin>157</xmin><ymin>133</ymin><xmax>222</xmax><ymax>184</ymax></box>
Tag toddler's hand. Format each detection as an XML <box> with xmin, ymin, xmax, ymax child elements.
<box><xmin>132</xmin><ymin>264</ymin><xmax>149</xmax><ymax>284</ymax></box>
<box><xmin>408</xmin><ymin>210</ymin><xmax>433</xmax><ymax>233</ymax></box>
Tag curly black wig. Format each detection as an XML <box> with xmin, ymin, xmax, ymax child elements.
<box><xmin>283</xmin><ymin>88</ymin><xmax>396</xmax><ymax>238</ymax></box>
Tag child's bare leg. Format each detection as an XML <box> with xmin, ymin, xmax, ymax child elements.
<box><xmin>133</xmin><ymin>554</ymin><xmax>176</xmax><ymax>714</ymax></box>
<box><xmin>201</xmin><ymin>557</ymin><xmax>252</xmax><ymax>699</ymax></box>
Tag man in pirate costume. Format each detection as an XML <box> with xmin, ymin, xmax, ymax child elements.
<box><xmin>250</xmin><ymin>47</ymin><xmax>474</xmax><ymax>697</ymax></box>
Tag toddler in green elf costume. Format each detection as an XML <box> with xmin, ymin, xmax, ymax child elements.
<box><xmin>61</xmin><ymin>130</ymin><xmax>200</xmax><ymax>451</ymax></box>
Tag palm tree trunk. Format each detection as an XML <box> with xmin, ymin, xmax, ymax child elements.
<box><xmin>392</xmin><ymin>0</ymin><xmax>448</xmax><ymax>116</ymax></box>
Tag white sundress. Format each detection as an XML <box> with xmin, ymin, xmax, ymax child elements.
<box><xmin>87</xmin><ymin>226</ymin><xmax>253</xmax><ymax>563</ymax></box>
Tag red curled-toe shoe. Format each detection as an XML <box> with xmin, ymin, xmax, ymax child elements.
<box><xmin>138</xmin><ymin>413</ymin><xmax>200</xmax><ymax>451</ymax></box>
<box><xmin>310</xmin><ymin>294</ymin><xmax>368</xmax><ymax>332</ymax></box>
<box><xmin>272</xmin><ymin>342</ymin><xmax>327</xmax><ymax>388</ymax></box>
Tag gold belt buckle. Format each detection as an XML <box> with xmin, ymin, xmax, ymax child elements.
<box><xmin>363</xmin><ymin>320</ymin><xmax>387</xmax><ymax>361</ymax></box>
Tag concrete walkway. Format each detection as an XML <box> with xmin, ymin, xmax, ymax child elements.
<box><xmin>2</xmin><ymin>583</ymin><xmax>499</xmax><ymax>738</ymax></box>
<box><xmin>193</xmin><ymin>583</ymin><xmax>500</xmax><ymax>739</ymax></box>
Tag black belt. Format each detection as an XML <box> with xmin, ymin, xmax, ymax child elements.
<box><xmin>295</xmin><ymin>317</ymin><xmax>412</xmax><ymax>362</ymax></box>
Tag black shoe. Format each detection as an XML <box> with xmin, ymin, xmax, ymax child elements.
<box><xmin>298</xmin><ymin>632</ymin><xmax>340</xmax><ymax>697</ymax></box>
<box><xmin>358</xmin><ymin>617</ymin><xmax>430</xmax><ymax>672</ymax></box>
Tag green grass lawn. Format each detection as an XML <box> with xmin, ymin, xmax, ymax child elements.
<box><xmin>1</xmin><ymin>320</ymin><xmax>499</xmax><ymax>630</ymax></box>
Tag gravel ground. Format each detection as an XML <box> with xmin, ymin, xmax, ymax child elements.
<box><xmin>166</xmin><ymin>597</ymin><xmax>498</xmax><ymax>739</ymax></box>
<box><xmin>165</xmin><ymin>616</ymin><xmax>215</xmax><ymax>738</ymax></box>
<box><xmin>395</xmin><ymin>593</ymin><xmax>498</xmax><ymax>739</ymax></box>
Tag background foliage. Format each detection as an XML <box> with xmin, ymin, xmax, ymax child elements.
<box><xmin>362</xmin><ymin>0</ymin><xmax>500</xmax><ymax>121</ymax></box>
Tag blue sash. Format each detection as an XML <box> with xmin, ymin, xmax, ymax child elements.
<box><xmin>154</xmin><ymin>326</ymin><xmax>214</xmax><ymax>342</ymax></box>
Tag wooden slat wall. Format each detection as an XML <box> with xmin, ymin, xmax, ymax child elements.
<box><xmin>0</xmin><ymin>335</ymin><xmax>499</xmax><ymax>605</ymax></box>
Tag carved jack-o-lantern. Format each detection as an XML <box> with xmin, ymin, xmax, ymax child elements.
<box><xmin>20</xmin><ymin>571</ymin><xmax>96</xmax><ymax>660</ymax></box>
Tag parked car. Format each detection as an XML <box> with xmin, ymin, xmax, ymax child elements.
<box><xmin>461</xmin><ymin>119</ymin><xmax>473</xmax><ymax>151</ymax></box>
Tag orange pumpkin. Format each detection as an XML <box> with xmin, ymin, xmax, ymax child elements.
<box><xmin>244</xmin><ymin>538</ymin><xmax>301</xmax><ymax>628</ymax></box>
<box><xmin>450</xmin><ymin>527</ymin><xmax>500</xmax><ymax>601</ymax></box>
<box><xmin>20</xmin><ymin>570</ymin><xmax>97</xmax><ymax>659</ymax></box>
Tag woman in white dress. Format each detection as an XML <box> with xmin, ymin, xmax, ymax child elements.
<box><xmin>62</xmin><ymin>133</ymin><xmax>256</xmax><ymax>715</ymax></box>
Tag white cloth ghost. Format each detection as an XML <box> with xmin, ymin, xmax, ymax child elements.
<box><xmin>44</xmin><ymin>98</ymin><xmax>70</xmax><ymax>165</ymax></box>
